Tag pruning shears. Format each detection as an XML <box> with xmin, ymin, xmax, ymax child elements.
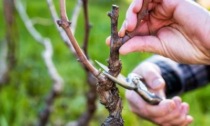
<box><xmin>95</xmin><ymin>60</ymin><xmax>162</xmax><ymax>105</ymax></box>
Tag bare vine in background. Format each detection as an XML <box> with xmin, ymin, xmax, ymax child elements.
<box><xmin>46</xmin><ymin>0</ymin><xmax>82</xmax><ymax>53</ymax></box>
<box><xmin>1</xmin><ymin>0</ymin><xmax>18</xmax><ymax>84</ymax></box>
<box><xmin>15</xmin><ymin>1</ymin><xmax>64</xmax><ymax>126</ymax></box>
<box><xmin>76</xmin><ymin>0</ymin><xmax>98</xmax><ymax>125</ymax></box>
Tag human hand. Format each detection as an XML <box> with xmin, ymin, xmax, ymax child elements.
<box><xmin>126</xmin><ymin>62</ymin><xmax>193</xmax><ymax>125</ymax></box>
<box><xmin>107</xmin><ymin>0</ymin><xmax>210</xmax><ymax>64</ymax></box>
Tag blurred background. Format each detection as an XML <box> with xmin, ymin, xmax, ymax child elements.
<box><xmin>0</xmin><ymin>0</ymin><xmax>210</xmax><ymax>126</ymax></box>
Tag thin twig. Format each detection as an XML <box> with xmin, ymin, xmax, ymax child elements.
<box><xmin>47</xmin><ymin>0</ymin><xmax>82</xmax><ymax>53</ymax></box>
<box><xmin>81</xmin><ymin>0</ymin><xmax>91</xmax><ymax>56</ymax></box>
<box><xmin>57</xmin><ymin>0</ymin><xmax>100</xmax><ymax>78</ymax></box>
<box><xmin>71</xmin><ymin>0</ymin><xmax>82</xmax><ymax>35</ymax></box>
<box><xmin>47</xmin><ymin>0</ymin><xmax>82</xmax><ymax>36</ymax></box>
<box><xmin>0</xmin><ymin>41</ymin><xmax>8</xmax><ymax>84</ymax></box>
<box><xmin>15</xmin><ymin>0</ymin><xmax>64</xmax><ymax>125</ymax></box>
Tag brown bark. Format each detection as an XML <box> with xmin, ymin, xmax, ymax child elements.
<box><xmin>38</xmin><ymin>90</ymin><xmax>58</xmax><ymax>126</ymax></box>
<box><xmin>2</xmin><ymin>0</ymin><xmax>18</xmax><ymax>83</ymax></box>
<box><xmin>82</xmin><ymin>0</ymin><xmax>91</xmax><ymax>57</ymax></box>
<box><xmin>77</xmin><ymin>72</ymin><xmax>97</xmax><ymax>126</ymax></box>
<box><xmin>99</xmin><ymin>5</ymin><xmax>123</xmax><ymax>126</ymax></box>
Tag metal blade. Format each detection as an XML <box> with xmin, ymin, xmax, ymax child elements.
<box><xmin>95</xmin><ymin>60</ymin><xmax>126</xmax><ymax>78</ymax></box>
<box><xmin>95</xmin><ymin>60</ymin><xmax>109</xmax><ymax>72</ymax></box>
<box><xmin>95</xmin><ymin>60</ymin><xmax>136</xmax><ymax>90</ymax></box>
<box><xmin>103</xmin><ymin>71</ymin><xmax>136</xmax><ymax>90</ymax></box>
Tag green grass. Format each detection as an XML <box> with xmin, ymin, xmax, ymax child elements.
<box><xmin>0</xmin><ymin>0</ymin><xmax>210</xmax><ymax>126</ymax></box>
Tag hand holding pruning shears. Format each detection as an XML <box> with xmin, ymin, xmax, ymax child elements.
<box><xmin>96</xmin><ymin>60</ymin><xmax>193</xmax><ymax>125</ymax></box>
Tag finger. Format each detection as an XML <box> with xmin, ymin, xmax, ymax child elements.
<box><xmin>106</xmin><ymin>36</ymin><xmax>111</xmax><ymax>45</ymax></box>
<box><xmin>125</xmin><ymin>0</ymin><xmax>143</xmax><ymax>32</ymax></box>
<box><xmin>180</xmin><ymin>102</ymin><xmax>189</xmax><ymax>115</ymax></box>
<box><xmin>126</xmin><ymin>90</ymin><xmax>175</xmax><ymax>119</ymax></box>
<box><xmin>132</xmin><ymin>0</ymin><xmax>143</xmax><ymax>13</ymax></box>
<box><xmin>148</xmin><ymin>97</ymin><xmax>180</xmax><ymax>119</ymax></box>
<box><xmin>133</xmin><ymin>62</ymin><xmax>165</xmax><ymax>91</ymax></box>
<box><xmin>153</xmin><ymin>96</ymin><xmax>182</xmax><ymax>124</ymax></box>
<box><xmin>169</xmin><ymin>103</ymin><xmax>189</xmax><ymax>125</ymax></box>
<box><xmin>182</xmin><ymin>115</ymin><xmax>193</xmax><ymax>126</ymax></box>
<box><xmin>126</xmin><ymin>90</ymin><xmax>147</xmax><ymax>115</ymax></box>
<box><xmin>162</xmin><ymin>115</ymin><xmax>193</xmax><ymax>126</ymax></box>
<box><xmin>119</xmin><ymin>21</ymin><xmax>127</xmax><ymax>37</ymax></box>
<box><xmin>155</xmin><ymin>100</ymin><xmax>188</xmax><ymax>126</ymax></box>
<box><xmin>119</xmin><ymin>35</ymin><xmax>163</xmax><ymax>55</ymax></box>
<box><xmin>118</xmin><ymin>0</ymin><xmax>154</xmax><ymax>37</ymax></box>
<box><xmin>145</xmin><ymin>99</ymin><xmax>176</xmax><ymax>118</ymax></box>
<box><xmin>126</xmin><ymin>90</ymin><xmax>146</xmax><ymax>108</ymax></box>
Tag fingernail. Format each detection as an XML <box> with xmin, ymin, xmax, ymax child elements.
<box><xmin>174</xmin><ymin>97</ymin><xmax>182</xmax><ymax>106</ymax></box>
<box><xmin>119</xmin><ymin>21</ymin><xmax>127</xmax><ymax>37</ymax></box>
<box><xmin>105</xmin><ymin>36</ymin><xmax>111</xmax><ymax>45</ymax></box>
<box><xmin>182</xmin><ymin>103</ymin><xmax>189</xmax><ymax>113</ymax></box>
<box><xmin>187</xmin><ymin>115</ymin><xmax>194</xmax><ymax>123</ymax></box>
<box><xmin>152</xmin><ymin>78</ymin><xmax>164</xmax><ymax>89</ymax></box>
<box><xmin>118</xmin><ymin>28</ymin><xmax>124</xmax><ymax>37</ymax></box>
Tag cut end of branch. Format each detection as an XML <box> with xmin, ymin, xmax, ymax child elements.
<box><xmin>112</xmin><ymin>5</ymin><xmax>119</xmax><ymax>10</ymax></box>
<box><xmin>108</xmin><ymin>5</ymin><xmax>119</xmax><ymax>18</ymax></box>
<box><xmin>57</xmin><ymin>20</ymin><xmax>72</xmax><ymax>28</ymax></box>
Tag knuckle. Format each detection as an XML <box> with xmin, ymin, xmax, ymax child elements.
<box><xmin>153</xmin><ymin>118</ymin><xmax>164</xmax><ymax>125</ymax></box>
<box><xmin>171</xmin><ymin>115</ymin><xmax>186</xmax><ymax>126</ymax></box>
<box><xmin>155</xmin><ymin>107</ymin><xmax>169</xmax><ymax>116</ymax></box>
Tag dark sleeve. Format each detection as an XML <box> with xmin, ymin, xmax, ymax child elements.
<box><xmin>146</xmin><ymin>55</ymin><xmax>210</xmax><ymax>98</ymax></box>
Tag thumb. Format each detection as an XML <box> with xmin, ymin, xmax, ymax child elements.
<box><xmin>119</xmin><ymin>35</ymin><xmax>163</xmax><ymax>55</ymax></box>
<box><xmin>133</xmin><ymin>62</ymin><xmax>165</xmax><ymax>91</ymax></box>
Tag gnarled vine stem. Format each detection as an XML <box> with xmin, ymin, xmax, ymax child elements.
<box><xmin>98</xmin><ymin>5</ymin><xmax>124</xmax><ymax>126</ymax></box>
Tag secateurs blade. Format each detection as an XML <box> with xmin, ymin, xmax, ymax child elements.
<box><xmin>95</xmin><ymin>60</ymin><xmax>162</xmax><ymax>105</ymax></box>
